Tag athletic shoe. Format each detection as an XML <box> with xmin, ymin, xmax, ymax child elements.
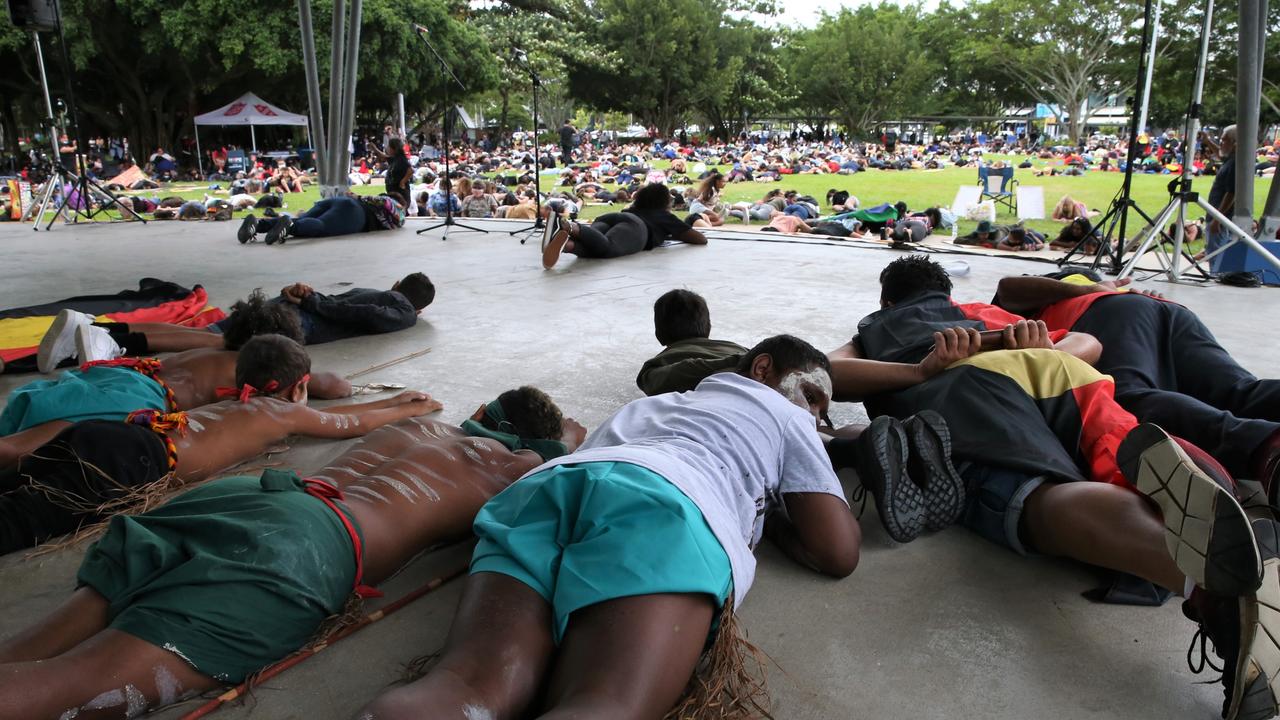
<box><xmin>541</xmin><ymin>211</ymin><xmax>561</xmax><ymax>252</ymax></box>
<box><xmin>542</xmin><ymin>217</ymin><xmax>572</xmax><ymax>270</ymax></box>
<box><xmin>264</xmin><ymin>215</ymin><xmax>291</xmax><ymax>245</ymax></box>
<box><xmin>75</xmin><ymin>324</ymin><xmax>123</xmax><ymax>364</ymax></box>
<box><xmin>856</xmin><ymin>416</ymin><xmax>926</xmax><ymax>543</ymax></box>
<box><xmin>902</xmin><ymin>411</ymin><xmax>966</xmax><ymax>532</ymax></box>
<box><xmin>1119</xmin><ymin>423</ymin><xmax>1262</xmax><ymax>597</ymax></box>
<box><xmin>37</xmin><ymin>309</ymin><xmax>93</xmax><ymax>373</ymax></box>
<box><xmin>1183</xmin><ymin>585</ymin><xmax>1243</xmax><ymax>720</ymax></box>
<box><xmin>1223</xmin><ymin>518</ymin><xmax>1280</xmax><ymax>720</ymax></box>
<box><xmin>237</xmin><ymin>213</ymin><xmax>257</xmax><ymax>243</ymax></box>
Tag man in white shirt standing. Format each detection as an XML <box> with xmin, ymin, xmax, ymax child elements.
<box><xmin>360</xmin><ymin>334</ymin><xmax>861</xmax><ymax>720</ymax></box>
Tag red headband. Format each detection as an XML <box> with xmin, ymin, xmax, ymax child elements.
<box><xmin>216</xmin><ymin>373</ymin><xmax>310</xmax><ymax>403</ymax></box>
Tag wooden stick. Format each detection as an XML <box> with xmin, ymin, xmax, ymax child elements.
<box><xmin>344</xmin><ymin>347</ymin><xmax>432</xmax><ymax>380</ymax></box>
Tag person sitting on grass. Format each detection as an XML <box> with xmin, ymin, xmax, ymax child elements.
<box><xmin>237</xmin><ymin>194</ymin><xmax>405</xmax><ymax>245</ymax></box>
<box><xmin>687</xmin><ymin>172</ymin><xmax>728</xmax><ymax>228</ymax></box>
<box><xmin>0</xmin><ymin>386</ymin><xmax>582</xmax><ymax>719</ymax></box>
<box><xmin>358</xmin><ymin>335</ymin><xmax>862</xmax><ymax>720</ymax></box>
<box><xmin>459</xmin><ymin>183</ymin><xmax>499</xmax><ymax>218</ymax></box>
<box><xmin>0</xmin><ymin>334</ymin><xmax>444</xmax><ymax>554</ymax></box>
<box><xmin>540</xmin><ymin>183</ymin><xmax>706</xmax><ymax>269</ymax></box>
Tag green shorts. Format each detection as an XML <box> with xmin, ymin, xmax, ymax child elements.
<box><xmin>472</xmin><ymin>461</ymin><xmax>732</xmax><ymax>643</ymax></box>
<box><xmin>76</xmin><ymin>470</ymin><xmax>358</xmax><ymax>683</ymax></box>
<box><xmin>0</xmin><ymin>366</ymin><xmax>167</xmax><ymax>435</ymax></box>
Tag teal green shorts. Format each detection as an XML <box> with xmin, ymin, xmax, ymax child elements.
<box><xmin>472</xmin><ymin>461</ymin><xmax>732</xmax><ymax>643</ymax></box>
<box><xmin>0</xmin><ymin>366</ymin><xmax>167</xmax><ymax>435</ymax></box>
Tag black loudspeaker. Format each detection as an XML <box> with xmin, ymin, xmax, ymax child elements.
<box><xmin>7</xmin><ymin>0</ymin><xmax>59</xmax><ymax>31</ymax></box>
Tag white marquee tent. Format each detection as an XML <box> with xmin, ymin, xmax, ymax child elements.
<box><xmin>193</xmin><ymin>92</ymin><xmax>310</xmax><ymax>174</ymax></box>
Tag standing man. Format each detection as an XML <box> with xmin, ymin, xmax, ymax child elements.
<box><xmin>559</xmin><ymin>119</ymin><xmax>576</xmax><ymax>167</ymax></box>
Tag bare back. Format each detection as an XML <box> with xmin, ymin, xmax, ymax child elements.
<box><xmin>171</xmin><ymin>397</ymin><xmax>300</xmax><ymax>482</ymax></box>
<box><xmin>153</xmin><ymin>349</ymin><xmax>238</xmax><ymax>410</ymax></box>
<box><xmin>310</xmin><ymin>418</ymin><xmax>544</xmax><ymax>583</ymax></box>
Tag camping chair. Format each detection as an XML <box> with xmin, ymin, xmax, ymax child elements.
<box><xmin>977</xmin><ymin>165</ymin><xmax>1018</xmax><ymax>214</ymax></box>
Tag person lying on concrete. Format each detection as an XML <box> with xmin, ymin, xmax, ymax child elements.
<box><xmin>236</xmin><ymin>193</ymin><xmax>405</xmax><ymax>245</ymax></box>
<box><xmin>0</xmin><ymin>335</ymin><xmax>351</xmax><ymax>470</ymax></box>
<box><xmin>0</xmin><ymin>386</ymin><xmax>582</xmax><ymax>719</ymax></box>
<box><xmin>0</xmin><ymin>334</ymin><xmax>447</xmax><ymax>554</ymax></box>
<box><xmin>636</xmin><ymin>289</ymin><xmax>748</xmax><ymax>396</ymax></box>
<box><xmin>993</xmin><ymin>270</ymin><xmax>1280</xmax><ymax>502</ymax></box>
<box><xmin>837</xmin><ymin>255</ymin><xmax>1280</xmax><ymax>718</ymax></box>
<box><xmin>35</xmin><ymin>289</ymin><xmax>305</xmax><ymax>370</ymax></box>
<box><xmin>358</xmin><ymin>335</ymin><xmax>861</xmax><ymax>720</ymax></box>
<box><xmin>38</xmin><ymin>275</ymin><xmax>433</xmax><ymax>364</ymax></box>
<box><xmin>541</xmin><ymin>182</ymin><xmax>706</xmax><ymax>269</ymax></box>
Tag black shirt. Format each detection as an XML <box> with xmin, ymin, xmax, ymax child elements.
<box><xmin>624</xmin><ymin>207</ymin><xmax>692</xmax><ymax>250</ymax></box>
<box><xmin>559</xmin><ymin>125</ymin><xmax>575</xmax><ymax>146</ymax></box>
<box><xmin>1208</xmin><ymin>156</ymin><xmax>1236</xmax><ymax>211</ymax></box>
<box><xmin>298</xmin><ymin>288</ymin><xmax>418</xmax><ymax>344</ymax></box>
<box><xmin>385</xmin><ymin>155</ymin><xmax>411</xmax><ymax>202</ymax></box>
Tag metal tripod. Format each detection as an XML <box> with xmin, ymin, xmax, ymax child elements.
<box><xmin>1120</xmin><ymin>0</ymin><xmax>1280</xmax><ymax>281</ymax></box>
<box><xmin>508</xmin><ymin>50</ymin><xmax>545</xmax><ymax>244</ymax></box>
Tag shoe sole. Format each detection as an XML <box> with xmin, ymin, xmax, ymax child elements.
<box><xmin>74</xmin><ymin>324</ymin><xmax>91</xmax><ymax>364</ymax></box>
<box><xmin>541</xmin><ymin>213</ymin><xmax>558</xmax><ymax>252</ymax></box>
<box><xmin>237</xmin><ymin>216</ymin><xmax>255</xmax><ymax>244</ymax></box>
<box><xmin>1228</xmin><ymin>519</ymin><xmax>1280</xmax><ymax>720</ymax></box>
<box><xmin>1118</xmin><ymin>423</ymin><xmax>1261</xmax><ymax>596</ymax></box>
<box><xmin>904</xmin><ymin>410</ymin><xmax>965</xmax><ymax>532</ymax></box>
<box><xmin>542</xmin><ymin>226</ymin><xmax>570</xmax><ymax>269</ymax></box>
<box><xmin>37</xmin><ymin>310</ymin><xmax>78</xmax><ymax>373</ymax></box>
<box><xmin>857</xmin><ymin>417</ymin><xmax>925</xmax><ymax>544</ymax></box>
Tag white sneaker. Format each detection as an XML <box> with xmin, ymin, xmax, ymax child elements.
<box><xmin>37</xmin><ymin>309</ymin><xmax>94</xmax><ymax>373</ymax></box>
<box><xmin>75</xmin><ymin>324</ymin><xmax>123</xmax><ymax>364</ymax></box>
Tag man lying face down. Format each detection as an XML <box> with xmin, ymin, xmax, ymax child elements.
<box><xmin>0</xmin><ymin>334</ymin><xmax>447</xmax><ymax>554</ymax></box>
<box><xmin>361</xmin><ymin>334</ymin><xmax>861</xmax><ymax>720</ymax></box>
<box><xmin>0</xmin><ymin>385</ymin><xmax>580</xmax><ymax>719</ymax></box>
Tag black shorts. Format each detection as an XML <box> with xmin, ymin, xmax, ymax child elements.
<box><xmin>0</xmin><ymin>421</ymin><xmax>169</xmax><ymax>554</ymax></box>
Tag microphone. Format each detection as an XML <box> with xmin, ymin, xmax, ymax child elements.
<box><xmin>412</xmin><ymin>23</ymin><xmax>429</xmax><ymax>34</ymax></box>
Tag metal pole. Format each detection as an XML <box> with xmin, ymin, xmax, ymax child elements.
<box><xmin>336</xmin><ymin>0</ymin><xmax>363</xmax><ymax>192</ymax></box>
<box><xmin>1109</xmin><ymin>0</ymin><xmax>1159</xmax><ymax>271</ymax></box>
<box><xmin>1137</xmin><ymin>0</ymin><xmax>1162</xmax><ymax>134</ymax></box>
<box><xmin>297</xmin><ymin>0</ymin><xmax>327</xmax><ymax>184</ymax></box>
<box><xmin>194</xmin><ymin>120</ymin><xmax>204</xmax><ymax>178</ymax></box>
<box><xmin>398</xmin><ymin>93</ymin><xmax>406</xmax><ymax>139</ymax></box>
<box><xmin>250</xmin><ymin>125</ymin><xmax>257</xmax><ymax>154</ymax></box>
<box><xmin>31</xmin><ymin>33</ymin><xmax>59</xmax><ymax>161</ymax></box>
<box><xmin>1168</xmin><ymin>0</ymin><xmax>1215</xmax><ymax>276</ymax></box>
<box><xmin>1234</xmin><ymin>0</ymin><xmax>1261</xmax><ymax>233</ymax></box>
<box><xmin>325</xmin><ymin>0</ymin><xmax>347</xmax><ymax>195</ymax></box>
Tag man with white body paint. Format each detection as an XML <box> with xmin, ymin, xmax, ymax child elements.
<box><xmin>0</xmin><ymin>334</ymin><xmax>433</xmax><ymax>555</ymax></box>
<box><xmin>360</xmin><ymin>335</ymin><xmax>864</xmax><ymax>720</ymax></box>
<box><xmin>0</xmin><ymin>385</ymin><xmax>581</xmax><ymax>719</ymax></box>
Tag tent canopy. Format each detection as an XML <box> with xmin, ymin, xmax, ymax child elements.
<box><xmin>194</xmin><ymin>92</ymin><xmax>308</xmax><ymax>127</ymax></box>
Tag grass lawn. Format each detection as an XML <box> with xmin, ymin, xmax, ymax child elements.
<box><xmin>39</xmin><ymin>157</ymin><xmax>1271</xmax><ymax>252</ymax></box>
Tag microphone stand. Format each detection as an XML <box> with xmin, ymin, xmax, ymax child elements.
<box><xmin>414</xmin><ymin>25</ymin><xmax>487</xmax><ymax>240</ymax></box>
<box><xmin>508</xmin><ymin>51</ymin><xmax>543</xmax><ymax>243</ymax></box>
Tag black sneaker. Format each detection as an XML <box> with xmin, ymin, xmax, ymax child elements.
<box><xmin>1119</xmin><ymin>423</ymin><xmax>1261</xmax><ymax>596</ymax></box>
<box><xmin>1225</xmin><ymin>518</ymin><xmax>1280</xmax><ymax>720</ymax></box>
<box><xmin>542</xmin><ymin>216</ymin><xmax>571</xmax><ymax>269</ymax></box>
<box><xmin>856</xmin><ymin>416</ymin><xmax>926</xmax><ymax>543</ymax></box>
<box><xmin>903</xmin><ymin>411</ymin><xmax>965</xmax><ymax>532</ymax></box>
<box><xmin>541</xmin><ymin>211</ymin><xmax>561</xmax><ymax>253</ymax></box>
<box><xmin>264</xmin><ymin>215</ymin><xmax>291</xmax><ymax>245</ymax></box>
<box><xmin>1183</xmin><ymin>586</ymin><xmax>1240</xmax><ymax>719</ymax></box>
<box><xmin>237</xmin><ymin>213</ymin><xmax>257</xmax><ymax>244</ymax></box>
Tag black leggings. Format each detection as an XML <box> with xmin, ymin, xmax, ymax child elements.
<box><xmin>0</xmin><ymin>421</ymin><xmax>168</xmax><ymax>555</ymax></box>
<box><xmin>570</xmin><ymin>213</ymin><xmax>648</xmax><ymax>259</ymax></box>
<box><xmin>1073</xmin><ymin>295</ymin><xmax>1280</xmax><ymax>475</ymax></box>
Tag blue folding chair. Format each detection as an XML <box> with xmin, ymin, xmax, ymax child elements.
<box><xmin>977</xmin><ymin>165</ymin><xmax>1018</xmax><ymax>214</ymax></box>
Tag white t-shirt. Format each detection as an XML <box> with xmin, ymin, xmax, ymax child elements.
<box><xmin>528</xmin><ymin>372</ymin><xmax>847</xmax><ymax>609</ymax></box>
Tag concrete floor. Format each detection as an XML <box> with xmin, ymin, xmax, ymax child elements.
<box><xmin>0</xmin><ymin>216</ymin><xmax>1276</xmax><ymax>720</ymax></box>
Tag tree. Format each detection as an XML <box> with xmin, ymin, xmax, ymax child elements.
<box><xmin>691</xmin><ymin>18</ymin><xmax>785</xmax><ymax>140</ymax></box>
<box><xmin>782</xmin><ymin>5</ymin><xmax>937</xmax><ymax>139</ymax></box>
<box><xmin>980</xmin><ymin>0</ymin><xmax>1139</xmax><ymax>144</ymax></box>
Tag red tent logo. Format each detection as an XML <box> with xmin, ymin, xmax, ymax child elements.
<box><xmin>254</xmin><ymin>104</ymin><xmax>278</xmax><ymax>117</ymax></box>
<box><xmin>224</xmin><ymin>102</ymin><xmax>246</xmax><ymax>117</ymax></box>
